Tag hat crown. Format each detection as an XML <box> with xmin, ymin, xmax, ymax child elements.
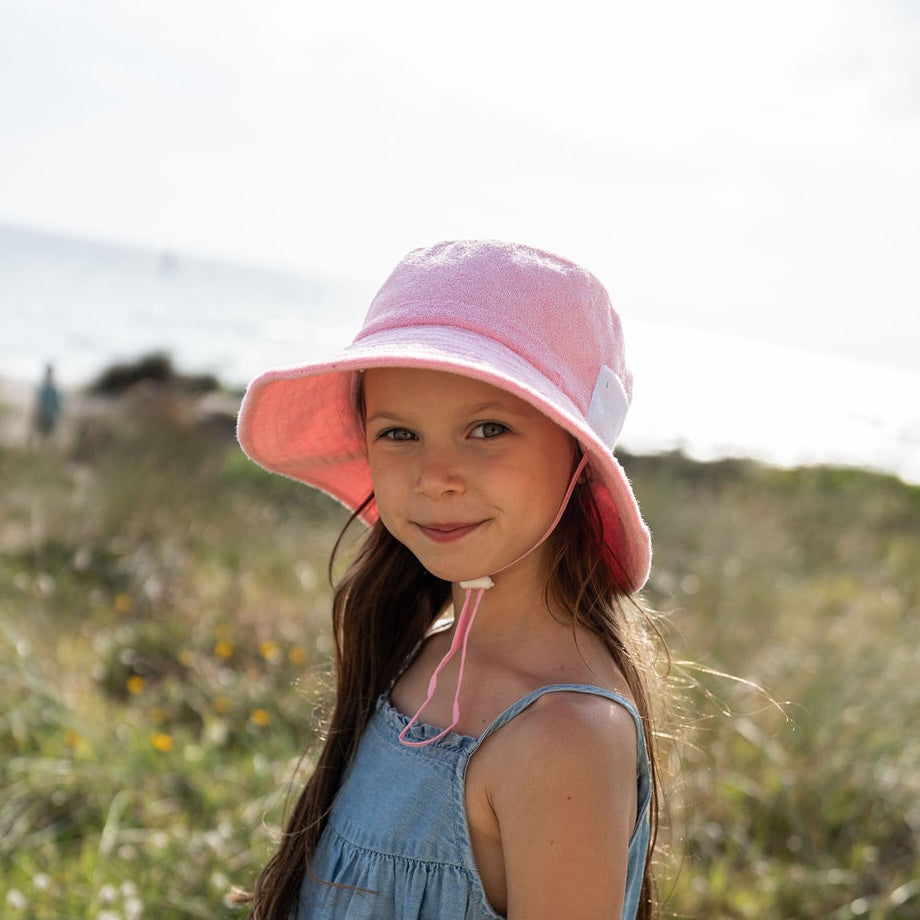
<box><xmin>358</xmin><ymin>240</ymin><xmax>632</xmax><ymax>412</ymax></box>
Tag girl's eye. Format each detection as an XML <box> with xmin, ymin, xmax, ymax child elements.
<box><xmin>379</xmin><ymin>427</ymin><xmax>416</xmax><ymax>442</ymax></box>
<box><xmin>470</xmin><ymin>422</ymin><xmax>509</xmax><ymax>439</ymax></box>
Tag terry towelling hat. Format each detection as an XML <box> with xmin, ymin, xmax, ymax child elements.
<box><xmin>237</xmin><ymin>240</ymin><xmax>651</xmax><ymax>593</ymax></box>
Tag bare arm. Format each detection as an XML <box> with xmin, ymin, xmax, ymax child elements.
<box><xmin>490</xmin><ymin>693</ymin><xmax>639</xmax><ymax>920</ymax></box>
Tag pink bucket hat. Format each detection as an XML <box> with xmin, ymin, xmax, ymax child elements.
<box><xmin>237</xmin><ymin>240</ymin><xmax>651</xmax><ymax>592</ymax></box>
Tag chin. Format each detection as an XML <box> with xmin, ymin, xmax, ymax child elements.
<box><xmin>413</xmin><ymin>557</ymin><xmax>487</xmax><ymax>585</ymax></box>
<box><xmin>420</xmin><ymin>565</ymin><xmax>475</xmax><ymax>585</ymax></box>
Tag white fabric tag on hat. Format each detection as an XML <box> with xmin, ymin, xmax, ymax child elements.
<box><xmin>587</xmin><ymin>364</ymin><xmax>629</xmax><ymax>448</ymax></box>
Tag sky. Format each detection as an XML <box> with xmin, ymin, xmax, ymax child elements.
<box><xmin>2</xmin><ymin>0</ymin><xmax>918</xmax><ymax>369</ymax></box>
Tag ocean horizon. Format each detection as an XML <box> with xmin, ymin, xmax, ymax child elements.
<box><xmin>3</xmin><ymin>224</ymin><xmax>919</xmax><ymax>485</ymax></box>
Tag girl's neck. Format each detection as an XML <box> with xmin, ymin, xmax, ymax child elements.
<box><xmin>448</xmin><ymin>555</ymin><xmax>564</xmax><ymax>644</ymax></box>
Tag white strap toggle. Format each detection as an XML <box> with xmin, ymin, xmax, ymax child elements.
<box><xmin>458</xmin><ymin>576</ymin><xmax>494</xmax><ymax>590</ymax></box>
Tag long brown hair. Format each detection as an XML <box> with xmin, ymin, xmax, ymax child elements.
<box><xmin>242</xmin><ymin>478</ymin><xmax>665</xmax><ymax>920</ymax></box>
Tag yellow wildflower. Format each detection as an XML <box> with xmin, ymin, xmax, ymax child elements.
<box><xmin>288</xmin><ymin>646</ymin><xmax>306</xmax><ymax>665</ymax></box>
<box><xmin>260</xmin><ymin>640</ymin><xmax>281</xmax><ymax>662</ymax></box>
<box><xmin>214</xmin><ymin>639</ymin><xmax>233</xmax><ymax>660</ymax></box>
<box><xmin>249</xmin><ymin>708</ymin><xmax>271</xmax><ymax>727</ymax></box>
<box><xmin>213</xmin><ymin>695</ymin><xmax>231</xmax><ymax>714</ymax></box>
<box><xmin>126</xmin><ymin>675</ymin><xmax>145</xmax><ymax>695</ymax></box>
<box><xmin>151</xmin><ymin>733</ymin><xmax>174</xmax><ymax>752</ymax></box>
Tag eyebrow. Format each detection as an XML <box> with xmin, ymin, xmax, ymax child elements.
<box><xmin>365</xmin><ymin>400</ymin><xmax>524</xmax><ymax>425</ymax></box>
<box><xmin>465</xmin><ymin>400</ymin><xmax>522</xmax><ymax>415</ymax></box>
<box><xmin>364</xmin><ymin>410</ymin><xmax>405</xmax><ymax>425</ymax></box>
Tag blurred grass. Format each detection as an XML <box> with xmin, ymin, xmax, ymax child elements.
<box><xmin>1</xmin><ymin>387</ymin><xmax>918</xmax><ymax>919</ymax></box>
<box><xmin>631</xmin><ymin>454</ymin><xmax>920</xmax><ymax>919</ymax></box>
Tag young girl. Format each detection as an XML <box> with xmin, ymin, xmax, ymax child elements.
<box><xmin>237</xmin><ymin>240</ymin><xmax>663</xmax><ymax>920</ymax></box>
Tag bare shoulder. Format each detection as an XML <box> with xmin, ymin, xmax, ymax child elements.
<box><xmin>497</xmin><ymin>690</ymin><xmax>639</xmax><ymax>789</ymax></box>
<box><xmin>493</xmin><ymin>690</ymin><xmax>640</xmax><ymax>829</ymax></box>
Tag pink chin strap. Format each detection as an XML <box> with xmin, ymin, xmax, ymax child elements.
<box><xmin>398</xmin><ymin>453</ymin><xmax>590</xmax><ymax>747</ymax></box>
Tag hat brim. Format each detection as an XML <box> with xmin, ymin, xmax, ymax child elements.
<box><xmin>237</xmin><ymin>325</ymin><xmax>651</xmax><ymax>592</ymax></box>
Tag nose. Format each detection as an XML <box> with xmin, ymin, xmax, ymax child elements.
<box><xmin>414</xmin><ymin>442</ymin><xmax>465</xmax><ymax>497</ymax></box>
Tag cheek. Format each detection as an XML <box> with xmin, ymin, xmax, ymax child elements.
<box><xmin>369</xmin><ymin>482</ymin><xmax>399</xmax><ymax>538</ymax></box>
<box><xmin>370</xmin><ymin>481</ymin><xmax>415</xmax><ymax>553</ymax></box>
<box><xmin>536</xmin><ymin>434</ymin><xmax>577</xmax><ymax>491</ymax></box>
<box><xmin>367</xmin><ymin>459</ymin><xmax>401</xmax><ymax>518</ymax></box>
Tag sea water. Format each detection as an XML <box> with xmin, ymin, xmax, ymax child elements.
<box><xmin>2</xmin><ymin>224</ymin><xmax>918</xmax><ymax>484</ymax></box>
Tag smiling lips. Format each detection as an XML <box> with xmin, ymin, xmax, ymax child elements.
<box><xmin>415</xmin><ymin>521</ymin><xmax>484</xmax><ymax>543</ymax></box>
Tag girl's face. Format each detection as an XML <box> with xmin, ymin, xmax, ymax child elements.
<box><xmin>363</xmin><ymin>367</ymin><xmax>576</xmax><ymax>584</ymax></box>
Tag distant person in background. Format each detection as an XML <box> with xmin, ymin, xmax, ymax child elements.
<box><xmin>33</xmin><ymin>364</ymin><xmax>63</xmax><ymax>443</ymax></box>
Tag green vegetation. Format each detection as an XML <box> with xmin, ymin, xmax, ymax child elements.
<box><xmin>630</xmin><ymin>453</ymin><xmax>920</xmax><ymax>919</ymax></box>
<box><xmin>1</xmin><ymin>389</ymin><xmax>918</xmax><ymax>919</ymax></box>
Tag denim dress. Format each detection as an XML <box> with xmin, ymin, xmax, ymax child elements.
<box><xmin>296</xmin><ymin>684</ymin><xmax>651</xmax><ymax>920</ymax></box>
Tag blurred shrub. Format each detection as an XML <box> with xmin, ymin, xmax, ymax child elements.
<box><xmin>87</xmin><ymin>351</ymin><xmax>219</xmax><ymax>396</ymax></box>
